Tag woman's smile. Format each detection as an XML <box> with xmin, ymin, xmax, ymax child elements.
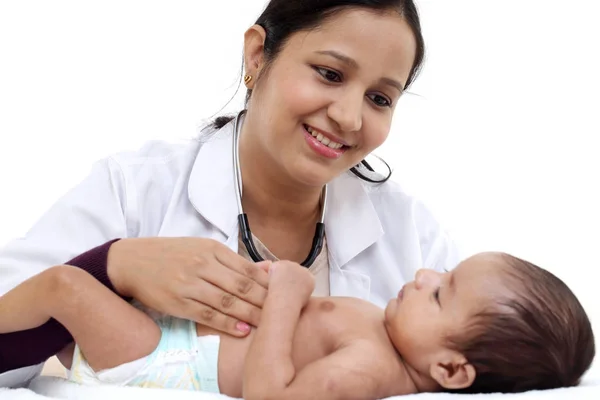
<box><xmin>302</xmin><ymin>124</ymin><xmax>349</xmax><ymax>159</ymax></box>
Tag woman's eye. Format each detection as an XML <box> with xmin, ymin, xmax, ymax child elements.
<box><xmin>368</xmin><ymin>94</ymin><xmax>392</xmax><ymax>108</ymax></box>
<box><xmin>315</xmin><ymin>67</ymin><xmax>342</xmax><ymax>83</ymax></box>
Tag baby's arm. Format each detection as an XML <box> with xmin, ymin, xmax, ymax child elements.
<box><xmin>243</xmin><ymin>262</ymin><xmax>389</xmax><ymax>400</ymax></box>
<box><xmin>0</xmin><ymin>265</ymin><xmax>160</xmax><ymax>371</ymax></box>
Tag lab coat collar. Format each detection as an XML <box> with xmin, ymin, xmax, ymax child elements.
<box><xmin>325</xmin><ymin>172</ymin><xmax>383</xmax><ymax>267</ymax></box>
<box><xmin>188</xmin><ymin>120</ymin><xmax>240</xmax><ymax>239</ymax></box>
<box><xmin>187</xmin><ymin>119</ymin><xmax>383</xmax><ymax>269</ymax></box>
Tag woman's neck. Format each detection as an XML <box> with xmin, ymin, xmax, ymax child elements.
<box><xmin>237</xmin><ymin>117</ymin><xmax>323</xmax><ymax>226</ymax></box>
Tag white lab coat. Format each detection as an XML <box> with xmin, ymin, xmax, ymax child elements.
<box><xmin>0</xmin><ymin>120</ymin><xmax>461</xmax><ymax>388</ymax></box>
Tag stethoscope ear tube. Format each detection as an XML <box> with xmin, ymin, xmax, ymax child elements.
<box><xmin>238</xmin><ymin>213</ymin><xmax>264</xmax><ymax>263</ymax></box>
<box><xmin>300</xmin><ymin>222</ymin><xmax>325</xmax><ymax>267</ymax></box>
<box><xmin>232</xmin><ymin>109</ymin><xmax>326</xmax><ymax>268</ymax></box>
<box><xmin>238</xmin><ymin>214</ymin><xmax>326</xmax><ymax>267</ymax></box>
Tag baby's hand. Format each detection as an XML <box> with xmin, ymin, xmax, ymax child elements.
<box><xmin>268</xmin><ymin>261</ymin><xmax>315</xmax><ymax>302</ymax></box>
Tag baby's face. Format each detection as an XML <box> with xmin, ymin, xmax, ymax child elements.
<box><xmin>384</xmin><ymin>253</ymin><xmax>508</xmax><ymax>377</ymax></box>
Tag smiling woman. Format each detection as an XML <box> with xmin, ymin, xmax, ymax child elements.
<box><xmin>237</xmin><ymin>8</ymin><xmax>417</xmax><ymax>189</ymax></box>
<box><xmin>1</xmin><ymin>0</ymin><xmax>461</xmax><ymax>394</ymax></box>
<box><xmin>215</xmin><ymin>0</ymin><xmax>424</xmax><ymax>186</ymax></box>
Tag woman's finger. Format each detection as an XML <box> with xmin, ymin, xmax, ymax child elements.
<box><xmin>213</xmin><ymin>246</ymin><xmax>270</xmax><ymax>288</ymax></box>
<box><xmin>181</xmin><ymin>299</ymin><xmax>253</xmax><ymax>337</ymax></box>
<box><xmin>183</xmin><ymin>278</ymin><xmax>262</xmax><ymax>328</ymax></box>
<box><xmin>200</xmin><ymin>263</ymin><xmax>268</xmax><ymax>310</ymax></box>
<box><xmin>255</xmin><ymin>260</ymin><xmax>272</xmax><ymax>275</ymax></box>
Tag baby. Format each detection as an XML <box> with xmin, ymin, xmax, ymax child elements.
<box><xmin>0</xmin><ymin>252</ymin><xmax>595</xmax><ymax>399</ymax></box>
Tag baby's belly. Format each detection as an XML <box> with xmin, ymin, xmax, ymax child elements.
<box><xmin>194</xmin><ymin>300</ymin><xmax>334</xmax><ymax>398</ymax></box>
<box><xmin>195</xmin><ymin>324</ymin><xmax>253</xmax><ymax>398</ymax></box>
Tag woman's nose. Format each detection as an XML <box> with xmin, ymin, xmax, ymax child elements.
<box><xmin>327</xmin><ymin>93</ymin><xmax>363</xmax><ymax>133</ymax></box>
<box><xmin>415</xmin><ymin>269</ymin><xmax>441</xmax><ymax>290</ymax></box>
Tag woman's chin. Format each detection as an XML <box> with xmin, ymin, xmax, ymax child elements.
<box><xmin>278</xmin><ymin>140</ymin><xmax>355</xmax><ymax>187</ymax></box>
<box><xmin>289</xmin><ymin>163</ymin><xmax>337</xmax><ymax>188</ymax></box>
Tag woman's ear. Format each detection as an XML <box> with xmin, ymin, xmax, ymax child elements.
<box><xmin>429</xmin><ymin>354</ymin><xmax>476</xmax><ymax>390</ymax></box>
<box><xmin>243</xmin><ymin>25</ymin><xmax>267</xmax><ymax>89</ymax></box>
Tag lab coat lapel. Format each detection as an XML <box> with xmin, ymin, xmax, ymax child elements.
<box><xmin>326</xmin><ymin>172</ymin><xmax>383</xmax><ymax>298</ymax></box>
<box><xmin>187</xmin><ymin>121</ymin><xmax>240</xmax><ymax>248</ymax></box>
<box><xmin>187</xmin><ymin>119</ymin><xmax>384</xmax><ymax>299</ymax></box>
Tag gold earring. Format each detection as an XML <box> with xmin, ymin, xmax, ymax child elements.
<box><xmin>244</xmin><ymin>74</ymin><xmax>252</xmax><ymax>85</ymax></box>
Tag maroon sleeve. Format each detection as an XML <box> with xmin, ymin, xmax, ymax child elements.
<box><xmin>0</xmin><ymin>239</ymin><xmax>122</xmax><ymax>374</ymax></box>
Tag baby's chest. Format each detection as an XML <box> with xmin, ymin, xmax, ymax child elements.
<box><xmin>292</xmin><ymin>300</ymin><xmax>380</xmax><ymax>358</ymax></box>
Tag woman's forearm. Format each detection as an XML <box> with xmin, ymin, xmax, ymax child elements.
<box><xmin>68</xmin><ymin>238</ymin><xmax>123</xmax><ymax>294</ymax></box>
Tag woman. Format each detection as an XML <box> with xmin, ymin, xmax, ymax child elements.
<box><xmin>0</xmin><ymin>0</ymin><xmax>460</xmax><ymax>388</ymax></box>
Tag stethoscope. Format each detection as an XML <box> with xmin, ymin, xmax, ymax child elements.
<box><xmin>232</xmin><ymin>110</ymin><xmax>327</xmax><ymax>268</ymax></box>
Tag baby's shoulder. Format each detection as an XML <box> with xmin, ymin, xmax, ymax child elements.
<box><xmin>330</xmin><ymin>335</ymin><xmax>413</xmax><ymax>398</ymax></box>
<box><xmin>297</xmin><ymin>298</ymin><xmax>415</xmax><ymax>396</ymax></box>
<box><xmin>344</xmin><ymin>337</ymin><xmax>415</xmax><ymax>397</ymax></box>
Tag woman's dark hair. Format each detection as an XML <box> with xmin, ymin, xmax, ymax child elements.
<box><xmin>446</xmin><ymin>254</ymin><xmax>595</xmax><ymax>394</ymax></box>
<box><xmin>211</xmin><ymin>0</ymin><xmax>426</xmax><ymax>184</ymax></box>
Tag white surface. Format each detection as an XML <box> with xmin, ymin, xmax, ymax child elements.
<box><xmin>0</xmin><ymin>377</ymin><xmax>599</xmax><ymax>400</ymax></box>
<box><xmin>0</xmin><ymin>0</ymin><xmax>598</xmax><ymax>390</ymax></box>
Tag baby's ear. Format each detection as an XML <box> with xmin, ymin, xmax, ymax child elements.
<box><xmin>429</xmin><ymin>353</ymin><xmax>476</xmax><ymax>390</ymax></box>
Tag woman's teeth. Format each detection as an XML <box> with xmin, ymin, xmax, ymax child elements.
<box><xmin>306</xmin><ymin>126</ymin><xmax>344</xmax><ymax>149</ymax></box>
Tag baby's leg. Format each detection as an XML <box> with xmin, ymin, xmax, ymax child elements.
<box><xmin>57</xmin><ymin>342</ymin><xmax>76</xmax><ymax>368</ymax></box>
<box><xmin>0</xmin><ymin>265</ymin><xmax>160</xmax><ymax>371</ymax></box>
<box><xmin>50</xmin><ymin>266</ymin><xmax>161</xmax><ymax>371</ymax></box>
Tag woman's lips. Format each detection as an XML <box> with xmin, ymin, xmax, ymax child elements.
<box><xmin>302</xmin><ymin>125</ymin><xmax>347</xmax><ymax>159</ymax></box>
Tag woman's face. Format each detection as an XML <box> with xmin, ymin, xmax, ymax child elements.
<box><xmin>243</xmin><ymin>8</ymin><xmax>417</xmax><ymax>188</ymax></box>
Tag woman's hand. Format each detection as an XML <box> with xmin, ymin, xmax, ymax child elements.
<box><xmin>105</xmin><ymin>238</ymin><xmax>270</xmax><ymax>337</ymax></box>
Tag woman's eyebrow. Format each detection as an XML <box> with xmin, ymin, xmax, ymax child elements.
<box><xmin>379</xmin><ymin>77</ymin><xmax>404</xmax><ymax>93</ymax></box>
<box><xmin>315</xmin><ymin>50</ymin><xmax>359</xmax><ymax>68</ymax></box>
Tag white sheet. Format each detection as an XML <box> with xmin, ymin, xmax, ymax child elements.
<box><xmin>0</xmin><ymin>376</ymin><xmax>599</xmax><ymax>400</ymax></box>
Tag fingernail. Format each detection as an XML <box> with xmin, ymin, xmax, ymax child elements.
<box><xmin>236</xmin><ymin>321</ymin><xmax>250</xmax><ymax>333</ymax></box>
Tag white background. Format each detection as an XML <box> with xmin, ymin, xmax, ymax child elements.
<box><xmin>1</xmin><ymin>0</ymin><xmax>599</xmax><ymax>378</ymax></box>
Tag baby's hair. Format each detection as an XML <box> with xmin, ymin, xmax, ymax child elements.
<box><xmin>446</xmin><ymin>253</ymin><xmax>595</xmax><ymax>393</ymax></box>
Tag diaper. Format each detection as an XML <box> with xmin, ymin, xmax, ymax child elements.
<box><xmin>68</xmin><ymin>316</ymin><xmax>221</xmax><ymax>393</ymax></box>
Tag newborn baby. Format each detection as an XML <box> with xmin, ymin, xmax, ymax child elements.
<box><xmin>0</xmin><ymin>252</ymin><xmax>594</xmax><ymax>399</ymax></box>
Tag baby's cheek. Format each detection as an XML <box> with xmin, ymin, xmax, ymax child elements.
<box><xmin>441</xmin><ymin>319</ymin><xmax>466</xmax><ymax>342</ymax></box>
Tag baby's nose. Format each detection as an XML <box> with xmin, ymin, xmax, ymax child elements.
<box><xmin>415</xmin><ymin>268</ymin><xmax>441</xmax><ymax>290</ymax></box>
